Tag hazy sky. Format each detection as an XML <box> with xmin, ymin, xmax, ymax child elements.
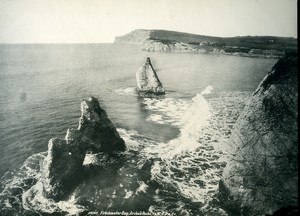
<box><xmin>0</xmin><ymin>0</ymin><xmax>297</xmax><ymax>43</ymax></box>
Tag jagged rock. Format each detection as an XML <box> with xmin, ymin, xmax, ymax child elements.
<box><xmin>42</xmin><ymin>97</ymin><xmax>125</xmax><ymax>200</ymax></box>
<box><xmin>218</xmin><ymin>54</ymin><xmax>298</xmax><ymax>215</ymax></box>
<box><xmin>136</xmin><ymin>57</ymin><xmax>165</xmax><ymax>94</ymax></box>
<box><xmin>78</xmin><ymin>97</ymin><xmax>126</xmax><ymax>152</ymax></box>
<box><xmin>42</xmin><ymin>136</ymin><xmax>86</xmax><ymax>200</ymax></box>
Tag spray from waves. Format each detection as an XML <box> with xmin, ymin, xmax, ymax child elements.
<box><xmin>143</xmin><ymin>85</ymin><xmax>214</xmax><ymax>127</ymax></box>
<box><xmin>139</xmin><ymin>88</ymin><xmax>250</xmax><ymax>215</ymax></box>
<box><xmin>143</xmin><ymin>86</ymin><xmax>213</xmax><ymax>158</ymax></box>
<box><xmin>161</xmin><ymin>93</ymin><xmax>211</xmax><ymax>158</ymax></box>
<box><xmin>201</xmin><ymin>85</ymin><xmax>214</xmax><ymax>95</ymax></box>
<box><xmin>140</xmin><ymin>86</ymin><xmax>220</xmax><ymax>212</ymax></box>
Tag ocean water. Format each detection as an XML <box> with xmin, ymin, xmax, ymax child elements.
<box><xmin>0</xmin><ymin>44</ymin><xmax>277</xmax><ymax>215</ymax></box>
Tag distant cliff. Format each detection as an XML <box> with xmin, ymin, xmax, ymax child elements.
<box><xmin>218</xmin><ymin>54</ymin><xmax>298</xmax><ymax>215</ymax></box>
<box><xmin>115</xmin><ymin>29</ymin><xmax>297</xmax><ymax>58</ymax></box>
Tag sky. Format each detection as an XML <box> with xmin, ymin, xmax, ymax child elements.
<box><xmin>0</xmin><ymin>0</ymin><xmax>297</xmax><ymax>43</ymax></box>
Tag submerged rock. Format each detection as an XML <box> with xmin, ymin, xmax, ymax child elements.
<box><xmin>42</xmin><ymin>97</ymin><xmax>125</xmax><ymax>200</ymax></box>
<box><xmin>136</xmin><ymin>57</ymin><xmax>165</xmax><ymax>94</ymax></box>
<box><xmin>218</xmin><ymin>54</ymin><xmax>298</xmax><ymax>215</ymax></box>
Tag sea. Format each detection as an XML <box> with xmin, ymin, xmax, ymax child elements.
<box><xmin>0</xmin><ymin>43</ymin><xmax>277</xmax><ymax>215</ymax></box>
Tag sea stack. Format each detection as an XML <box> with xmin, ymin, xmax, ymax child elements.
<box><xmin>136</xmin><ymin>57</ymin><xmax>165</xmax><ymax>94</ymax></box>
<box><xmin>42</xmin><ymin>97</ymin><xmax>125</xmax><ymax>200</ymax></box>
<box><xmin>218</xmin><ymin>54</ymin><xmax>298</xmax><ymax>215</ymax></box>
<box><xmin>78</xmin><ymin>97</ymin><xmax>126</xmax><ymax>153</ymax></box>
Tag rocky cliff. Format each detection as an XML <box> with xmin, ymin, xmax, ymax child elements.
<box><xmin>42</xmin><ymin>97</ymin><xmax>125</xmax><ymax>200</ymax></box>
<box><xmin>218</xmin><ymin>54</ymin><xmax>298</xmax><ymax>215</ymax></box>
<box><xmin>136</xmin><ymin>57</ymin><xmax>165</xmax><ymax>94</ymax></box>
<box><xmin>115</xmin><ymin>29</ymin><xmax>297</xmax><ymax>58</ymax></box>
<box><xmin>115</xmin><ymin>29</ymin><xmax>151</xmax><ymax>45</ymax></box>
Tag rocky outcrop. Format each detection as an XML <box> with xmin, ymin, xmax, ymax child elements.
<box><xmin>136</xmin><ymin>57</ymin><xmax>165</xmax><ymax>94</ymax></box>
<box><xmin>42</xmin><ymin>97</ymin><xmax>125</xmax><ymax>200</ymax></box>
<box><xmin>79</xmin><ymin>97</ymin><xmax>125</xmax><ymax>152</ymax></box>
<box><xmin>42</xmin><ymin>136</ymin><xmax>86</xmax><ymax>201</ymax></box>
<box><xmin>218</xmin><ymin>55</ymin><xmax>298</xmax><ymax>215</ymax></box>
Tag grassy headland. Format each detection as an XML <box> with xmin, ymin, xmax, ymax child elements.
<box><xmin>115</xmin><ymin>29</ymin><xmax>297</xmax><ymax>58</ymax></box>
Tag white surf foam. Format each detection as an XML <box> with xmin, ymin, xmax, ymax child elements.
<box><xmin>115</xmin><ymin>87</ymin><xmax>138</xmax><ymax>96</ymax></box>
<box><xmin>163</xmin><ymin>94</ymin><xmax>211</xmax><ymax>158</ymax></box>
<box><xmin>143</xmin><ymin>97</ymin><xmax>192</xmax><ymax>126</ymax></box>
<box><xmin>143</xmin><ymin>90</ymin><xmax>212</xmax><ymax>158</ymax></box>
<box><xmin>22</xmin><ymin>181</ymin><xmax>85</xmax><ymax>215</ymax></box>
<box><xmin>144</xmin><ymin>90</ymin><xmax>250</xmax><ymax>215</ymax></box>
<box><xmin>201</xmin><ymin>85</ymin><xmax>214</xmax><ymax>95</ymax></box>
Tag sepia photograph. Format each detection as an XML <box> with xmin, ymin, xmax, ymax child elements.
<box><xmin>0</xmin><ymin>0</ymin><xmax>298</xmax><ymax>215</ymax></box>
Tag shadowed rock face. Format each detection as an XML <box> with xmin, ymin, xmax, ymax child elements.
<box><xmin>136</xmin><ymin>57</ymin><xmax>165</xmax><ymax>94</ymax></box>
<box><xmin>42</xmin><ymin>97</ymin><xmax>125</xmax><ymax>200</ymax></box>
<box><xmin>79</xmin><ymin>97</ymin><xmax>125</xmax><ymax>152</ymax></box>
<box><xmin>218</xmin><ymin>55</ymin><xmax>298</xmax><ymax>215</ymax></box>
<box><xmin>42</xmin><ymin>136</ymin><xmax>86</xmax><ymax>200</ymax></box>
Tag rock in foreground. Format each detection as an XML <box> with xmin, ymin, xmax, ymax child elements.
<box><xmin>42</xmin><ymin>97</ymin><xmax>125</xmax><ymax>200</ymax></box>
<box><xmin>218</xmin><ymin>55</ymin><xmax>298</xmax><ymax>215</ymax></box>
<box><xmin>136</xmin><ymin>57</ymin><xmax>165</xmax><ymax>94</ymax></box>
<box><xmin>42</xmin><ymin>136</ymin><xmax>86</xmax><ymax>200</ymax></box>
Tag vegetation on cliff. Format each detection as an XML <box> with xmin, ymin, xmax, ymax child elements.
<box><xmin>115</xmin><ymin>29</ymin><xmax>297</xmax><ymax>58</ymax></box>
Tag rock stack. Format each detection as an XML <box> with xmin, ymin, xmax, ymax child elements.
<box><xmin>218</xmin><ymin>54</ymin><xmax>298</xmax><ymax>215</ymax></box>
<box><xmin>136</xmin><ymin>57</ymin><xmax>165</xmax><ymax>94</ymax></box>
<box><xmin>42</xmin><ymin>97</ymin><xmax>125</xmax><ymax>200</ymax></box>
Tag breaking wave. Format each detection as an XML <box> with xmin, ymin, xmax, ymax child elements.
<box><xmin>139</xmin><ymin>87</ymin><xmax>250</xmax><ymax>215</ymax></box>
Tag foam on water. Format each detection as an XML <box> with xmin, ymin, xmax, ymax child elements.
<box><xmin>143</xmin><ymin>86</ymin><xmax>213</xmax><ymax>158</ymax></box>
<box><xmin>22</xmin><ymin>181</ymin><xmax>85</xmax><ymax>215</ymax></box>
<box><xmin>0</xmin><ymin>151</ymin><xmax>87</xmax><ymax>215</ymax></box>
<box><xmin>143</xmin><ymin>97</ymin><xmax>191</xmax><ymax>126</ymax></box>
<box><xmin>139</xmin><ymin>88</ymin><xmax>250</xmax><ymax>214</ymax></box>
<box><xmin>115</xmin><ymin>87</ymin><xmax>138</xmax><ymax>96</ymax></box>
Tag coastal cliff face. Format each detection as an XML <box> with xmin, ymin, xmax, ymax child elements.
<box><xmin>218</xmin><ymin>55</ymin><xmax>298</xmax><ymax>215</ymax></box>
<box><xmin>115</xmin><ymin>29</ymin><xmax>297</xmax><ymax>58</ymax></box>
<box><xmin>42</xmin><ymin>97</ymin><xmax>125</xmax><ymax>200</ymax></box>
<box><xmin>114</xmin><ymin>29</ymin><xmax>151</xmax><ymax>45</ymax></box>
<box><xmin>136</xmin><ymin>57</ymin><xmax>165</xmax><ymax>94</ymax></box>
